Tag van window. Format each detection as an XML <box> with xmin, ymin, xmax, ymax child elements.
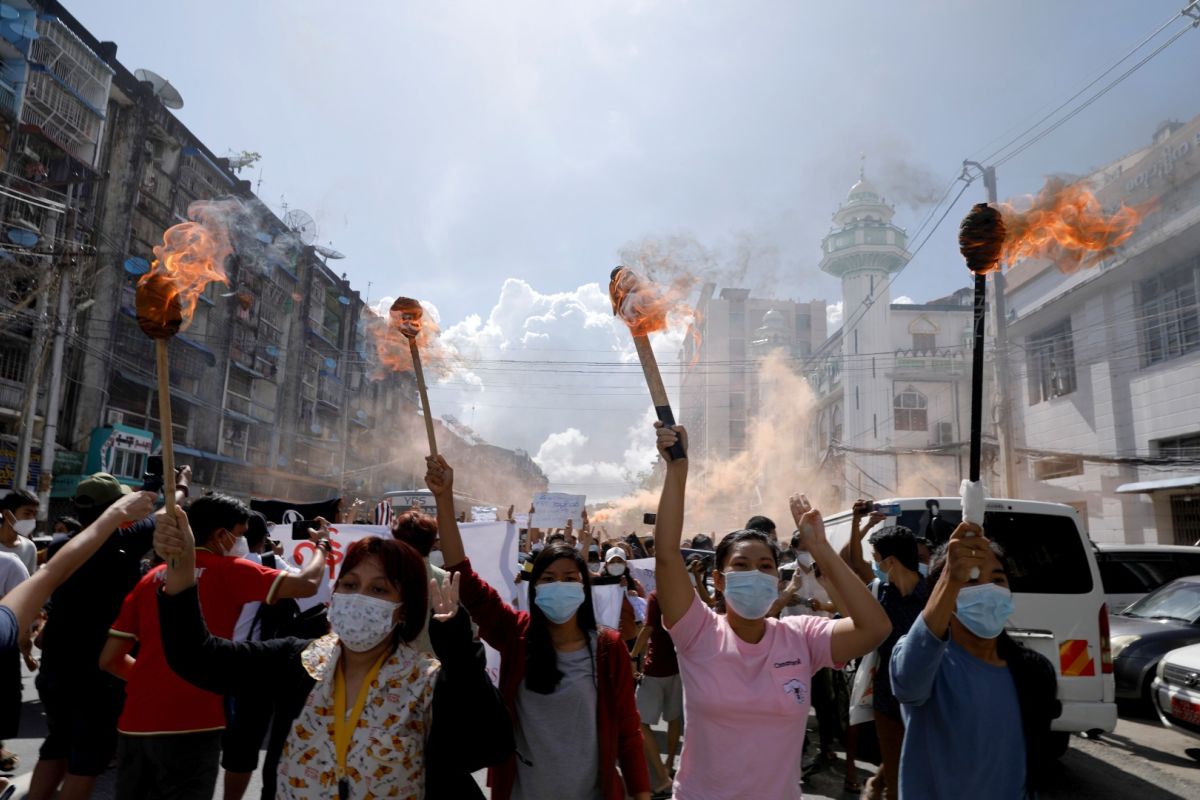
<box><xmin>898</xmin><ymin>509</ymin><xmax>1093</xmax><ymax>594</ymax></box>
<box><xmin>1176</xmin><ymin>553</ymin><xmax>1200</xmax><ymax>578</ymax></box>
<box><xmin>1098</xmin><ymin>557</ymin><xmax>1170</xmax><ymax>595</ymax></box>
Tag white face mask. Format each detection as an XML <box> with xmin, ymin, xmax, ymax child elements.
<box><xmin>226</xmin><ymin>535</ymin><xmax>250</xmax><ymax>559</ymax></box>
<box><xmin>607</xmin><ymin>562</ymin><xmax>626</xmax><ymax>576</ymax></box>
<box><xmin>12</xmin><ymin>519</ymin><xmax>36</xmax><ymax>537</ymax></box>
<box><xmin>428</xmin><ymin>550</ymin><xmax>445</xmax><ymax>568</ymax></box>
<box><xmin>329</xmin><ymin>593</ymin><xmax>401</xmax><ymax>652</ymax></box>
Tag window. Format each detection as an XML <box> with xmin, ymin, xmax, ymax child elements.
<box><xmin>1027</xmin><ymin>320</ymin><xmax>1076</xmax><ymax>404</ymax></box>
<box><xmin>912</xmin><ymin>333</ymin><xmax>936</xmax><ymax>355</ymax></box>
<box><xmin>109</xmin><ymin>449</ymin><xmax>145</xmax><ymax>480</ymax></box>
<box><xmin>729</xmin><ymin>392</ymin><xmax>745</xmax><ymax>418</ymax></box>
<box><xmin>1155</xmin><ymin>433</ymin><xmax>1200</xmax><ymax>460</ymax></box>
<box><xmin>728</xmin><ymin>310</ymin><xmax>745</xmax><ymax>333</ymax></box>
<box><xmin>1032</xmin><ymin>455</ymin><xmax>1083</xmax><ymax>481</ymax></box>
<box><xmin>729</xmin><ymin>420</ymin><xmax>746</xmax><ymax>452</ymax></box>
<box><xmin>1140</xmin><ymin>259</ymin><xmax>1200</xmax><ymax>367</ymax></box>
<box><xmin>1171</xmin><ymin>495</ymin><xmax>1200</xmax><ymax>547</ymax></box>
<box><xmin>894</xmin><ymin>386</ymin><xmax>927</xmax><ymax>431</ymax></box>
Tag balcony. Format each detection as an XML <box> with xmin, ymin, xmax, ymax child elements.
<box><xmin>0</xmin><ymin>79</ymin><xmax>16</xmax><ymax>122</ymax></box>
<box><xmin>316</xmin><ymin>375</ymin><xmax>343</xmax><ymax>410</ymax></box>
<box><xmin>893</xmin><ymin>348</ymin><xmax>965</xmax><ymax>375</ymax></box>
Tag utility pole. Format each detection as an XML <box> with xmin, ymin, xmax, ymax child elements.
<box><xmin>36</xmin><ymin>188</ymin><xmax>78</xmax><ymax>519</ymax></box>
<box><xmin>13</xmin><ymin>202</ymin><xmax>63</xmax><ymax>492</ymax></box>
<box><xmin>977</xmin><ymin>165</ymin><xmax>1020</xmax><ymax>497</ymax></box>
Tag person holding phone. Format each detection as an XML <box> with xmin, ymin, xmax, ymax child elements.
<box><xmin>651</xmin><ymin>422</ymin><xmax>891</xmax><ymax>800</ymax></box>
<box><xmin>429</xmin><ymin>454</ymin><xmax>651</xmax><ymax>800</ymax></box>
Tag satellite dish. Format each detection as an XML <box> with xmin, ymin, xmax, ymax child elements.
<box><xmin>313</xmin><ymin>244</ymin><xmax>345</xmax><ymax>260</ymax></box>
<box><xmin>0</xmin><ymin>7</ymin><xmax>19</xmax><ymax>21</ymax></box>
<box><xmin>134</xmin><ymin>68</ymin><xmax>184</xmax><ymax>110</ymax></box>
<box><xmin>7</xmin><ymin>227</ymin><xmax>37</xmax><ymax>247</ymax></box>
<box><xmin>283</xmin><ymin>209</ymin><xmax>317</xmax><ymax>245</ymax></box>
<box><xmin>254</xmin><ymin>231</ymin><xmax>273</xmax><ymax>244</ymax></box>
<box><xmin>123</xmin><ymin>256</ymin><xmax>150</xmax><ymax>276</ymax></box>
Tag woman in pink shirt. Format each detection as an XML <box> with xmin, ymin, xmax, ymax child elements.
<box><xmin>652</xmin><ymin>423</ymin><xmax>891</xmax><ymax>800</ymax></box>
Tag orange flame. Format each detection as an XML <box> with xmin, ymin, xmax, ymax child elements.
<box><xmin>609</xmin><ymin>266</ymin><xmax>698</xmax><ymax>339</ymax></box>
<box><xmin>998</xmin><ymin>178</ymin><xmax>1147</xmax><ymax>274</ymax></box>
<box><xmin>368</xmin><ymin>297</ymin><xmax>454</xmax><ymax>377</ymax></box>
<box><xmin>136</xmin><ymin>200</ymin><xmax>234</xmax><ymax>334</ymax></box>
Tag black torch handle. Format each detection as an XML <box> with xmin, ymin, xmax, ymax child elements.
<box><xmin>968</xmin><ymin>272</ymin><xmax>987</xmax><ymax>482</ymax></box>
<box><xmin>655</xmin><ymin>404</ymin><xmax>687</xmax><ymax>461</ymax></box>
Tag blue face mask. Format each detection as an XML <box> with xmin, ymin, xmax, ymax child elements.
<box><xmin>871</xmin><ymin>560</ymin><xmax>890</xmax><ymax>584</ymax></box>
<box><xmin>534</xmin><ymin>581</ymin><xmax>585</xmax><ymax>624</ymax></box>
<box><xmin>918</xmin><ymin>563</ymin><xmax>930</xmax><ymax>578</ymax></box>
<box><xmin>954</xmin><ymin>583</ymin><xmax>1015</xmax><ymax>639</ymax></box>
<box><xmin>721</xmin><ymin>570</ymin><xmax>780</xmax><ymax>619</ymax></box>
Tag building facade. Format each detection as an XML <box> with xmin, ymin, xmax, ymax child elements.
<box><xmin>679</xmin><ymin>286</ymin><xmax>826</xmax><ymax>465</ymax></box>
<box><xmin>1006</xmin><ymin>115</ymin><xmax>1200</xmax><ymax>545</ymax></box>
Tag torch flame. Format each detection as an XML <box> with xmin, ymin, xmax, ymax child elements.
<box><xmin>136</xmin><ymin>200</ymin><xmax>234</xmax><ymax>334</ymax></box>
<box><xmin>368</xmin><ymin>296</ymin><xmax>454</xmax><ymax>376</ymax></box>
<box><xmin>998</xmin><ymin>178</ymin><xmax>1147</xmax><ymax>274</ymax></box>
<box><xmin>609</xmin><ymin>266</ymin><xmax>697</xmax><ymax>339</ymax></box>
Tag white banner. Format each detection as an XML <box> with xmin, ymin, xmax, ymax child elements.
<box><xmin>628</xmin><ymin>557</ymin><xmax>657</xmax><ymax>595</ymax></box>
<box><xmin>287</xmin><ymin>521</ymin><xmax>518</xmax><ymax>685</ymax></box>
<box><xmin>531</xmin><ymin>492</ymin><xmax>586</xmax><ymax>528</ymax></box>
<box><xmin>591</xmin><ymin>583</ymin><xmax>625</xmax><ymax>629</ymax></box>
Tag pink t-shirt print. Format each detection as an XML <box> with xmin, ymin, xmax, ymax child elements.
<box><xmin>666</xmin><ymin>593</ymin><xmax>836</xmax><ymax>800</ymax></box>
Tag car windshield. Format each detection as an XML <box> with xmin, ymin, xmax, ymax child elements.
<box><xmin>1122</xmin><ymin>581</ymin><xmax>1200</xmax><ymax>622</ymax></box>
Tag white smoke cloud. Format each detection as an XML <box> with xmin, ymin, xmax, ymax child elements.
<box><xmin>427</xmin><ymin>278</ymin><xmax>682</xmax><ymax>500</ymax></box>
<box><xmin>894</xmin><ymin>295</ymin><xmax>915</xmax><ymax>305</ymax></box>
<box><xmin>826</xmin><ymin>301</ymin><xmax>843</xmax><ymax>330</ymax></box>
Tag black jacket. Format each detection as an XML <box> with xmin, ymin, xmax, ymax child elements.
<box><xmin>157</xmin><ymin>586</ymin><xmax>513</xmax><ymax>799</ymax></box>
<box><xmin>998</xmin><ymin>632</ymin><xmax>1063</xmax><ymax>794</ymax></box>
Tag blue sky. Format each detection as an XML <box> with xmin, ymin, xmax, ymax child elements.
<box><xmin>66</xmin><ymin>1</ymin><xmax>1200</xmax><ymax>498</ymax></box>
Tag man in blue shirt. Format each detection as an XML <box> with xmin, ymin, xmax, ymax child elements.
<box><xmin>890</xmin><ymin>522</ymin><xmax>1060</xmax><ymax>799</ymax></box>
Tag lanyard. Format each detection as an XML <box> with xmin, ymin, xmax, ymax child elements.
<box><xmin>333</xmin><ymin>651</ymin><xmax>388</xmax><ymax>798</ymax></box>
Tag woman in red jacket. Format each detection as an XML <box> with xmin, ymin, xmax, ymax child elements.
<box><xmin>426</xmin><ymin>454</ymin><xmax>651</xmax><ymax>800</ymax></box>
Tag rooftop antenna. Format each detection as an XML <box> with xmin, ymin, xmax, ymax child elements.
<box><xmin>134</xmin><ymin>68</ymin><xmax>184</xmax><ymax>109</ymax></box>
<box><xmin>313</xmin><ymin>243</ymin><xmax>346</xmax><ymax>260</ymax></box>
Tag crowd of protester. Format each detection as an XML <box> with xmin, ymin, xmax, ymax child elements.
<box><xmin>0</xmin><ymin>420</ymin><xmax>1059</xmax><ymax>799</ymax></box>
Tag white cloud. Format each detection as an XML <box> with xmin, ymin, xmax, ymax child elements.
<box><xmin>826</xmin><ymin>301</ymin><xmax>843</xmax><ymax>330</ymax></box>
<box><xmin>894</xmin><ymin>295</ymin><xmax>915</xmax><ymax>305</ymax></box>
<box><xmin>427</xmin><ymin>278</ymin><xmax>681</xmax><ymax>500</ymax></box>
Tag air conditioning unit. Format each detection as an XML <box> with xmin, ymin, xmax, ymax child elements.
<box><xmin>106</xmin><ymin>409</ymin><xmax>125</xmax><ymax>426</ymax></box>
<box><xmin>935</xmin><ymin>421</ymin><xmax>954</xmax><ymax>446</ymax></box>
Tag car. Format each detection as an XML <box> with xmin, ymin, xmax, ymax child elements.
<box><xmin>1095</xmin><ymin>544</ymin><xmax>1200</xmax><ymax>613</ymax></box>
<box><xmin>1151</xmin><ymin>641</ymin><xmax>1200</xmax><ymax>741</ymax></box>
<box><xmin>1109</xmin><ymin>576</ymin><xmax>1200</xmax><ymax>702</ymax></box>
<box><xmin>824</xmin><ymin>496</ymin><xmax>1117</xmax><ymax>741</ymax></box>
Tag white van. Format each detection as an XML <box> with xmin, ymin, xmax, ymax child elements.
<box><xmin>824</xmin><ymin>496</ymin><xmax>1117</xmax><ymax>741</ymax></box>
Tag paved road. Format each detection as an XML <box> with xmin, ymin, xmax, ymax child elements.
<box><xmin>6</xmin><ymin>661</ymin><xmax>1200</xmax><ymax>798</ymax></box>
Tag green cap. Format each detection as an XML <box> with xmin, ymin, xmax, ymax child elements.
<box><xmin>74</xmin><ymin>472</ymin><xmax>133</xmax><ymax>508</ymax></box>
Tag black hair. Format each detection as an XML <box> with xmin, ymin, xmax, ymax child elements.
<box><xmin>0</xmin><ymin>489</ymin><xmax>38</xmax><ymax>515</ymax></box>
<box><xmin>691</xmin><ymin>533</ymin><xmax>714</xmax><ymax>550</ymax></box>
<box><xmin>715</xmin><ymin>529</ymin><xmax>781</xmax><ymax>571</ymax></box>
<box><xmin>790</xmin><ymin>531</ymin><xmax>802</xmax><ymax>550</ymax></box>
<box><xmin>187</xmin><ymin>494</ymin><xmax>251</xmax><ymax>547</ymax></box>
<box><xmin>54</xmin><ymin>516</ymin><xmax>83</xmax><ymax>534</ymax></box>
<box><xmin>744</xmin><ymin>515</ymin><xmax>776</xmax><ymax>535</ymax></box>
<box><xmin>546</xmin><ymin>532</ymin><xmax>566</xmax><ymax>544</ymax></box>
<box><xmin>244</xmin><ymin>511</ymin><xmax>270</xmax><ymax>550</ymax></box>
<box><xmin>525</xmin><ymin>542</ymin><xmax>597</xmax><ymax>695</ymax></box>
<box><xmin>868</xmin><ymin>525</ymin><xmax>920</xmax><ymax>572</ymax></box>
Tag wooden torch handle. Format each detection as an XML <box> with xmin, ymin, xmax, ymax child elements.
<box><xmin>409</xmin><ymin>339</ymin><xmax>439</xmax><ymax>457</ymax></box>
<box><xmin>633</xmin><ymin>335</ymin><xmax>686</xmax><ymax>460</ymax></box>
<box><xmin>155</xmin><ymin>339</ymin><xmax>177</xmax><ymax>514</ymax></box>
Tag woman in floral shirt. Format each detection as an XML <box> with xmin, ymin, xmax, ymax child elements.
<box><xmin>152</xmin><ymin>505</ymin><xmax>512</xmax><ymax>799</ymax></box>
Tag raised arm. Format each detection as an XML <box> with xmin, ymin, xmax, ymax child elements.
<box><xmin>273</xmin><ymin>518</ymin><xmax>328</xmax><ymax>600</ymax></box>
<box><xmin>791</xmin><ymin>494</ymin><xmax>891</xmax><ymax>664</ymax></box>
<box><xmin>841</xmin><ymin>500</ymin><xmax>879</xmax><ymax>585</ymax></box>
<box><xmin>652</xmin><ymin>423</ymin><xmax>692</xmax><ymax>627</ymax></box>
<box><xmin>3</xmin><ymin>490</ymin><xmax>155</xmax><ymax>638</ymax></box>
<box><xmin>426</xmin><ymin>455</ymin><xmax>524</xmax><ymax>647</ymax></box>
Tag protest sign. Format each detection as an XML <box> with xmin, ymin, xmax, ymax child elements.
<box><xmin>531</xmin><ymin>492</ymin><xmax>586</xmax><ymax>528</ymax></box>
<box><xmin>471</xmin><ymin>506</ymin><xmax>498</xmax><ymax>522</ymax></box>
<box><xmin>628</xmin><ymin>557</ymin><xmax>656</xmax><ymax>595</ymax></box>
<box><xmin>591</xmin><ymin>584</ymin><xmax>625</xmax><ymax>629</ymax></box>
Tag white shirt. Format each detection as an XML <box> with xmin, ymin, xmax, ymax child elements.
<box><xmin>0</xmin><ymin>551</ymin><xmax>29</xmax><ymax>597</ymax></box>
<box><xmin>0</xmin><ymin>535</ymin><xmax>36</xmax><ymax>576</ymax></box>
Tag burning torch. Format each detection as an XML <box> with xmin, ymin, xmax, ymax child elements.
<box><xmin>135</xmin><ymin>202</ymin><xmax>234</xmax><ymax>552</ymax></box>
<box><xmin>609</xmin><ymin>266</ymin><xmax>687</xmax><ymax>461</ymax></box>
<box><xmin>957</xmin><ymin>166</ymin><xmax>1145</xmax><ymax>556</ymax></box>
<box><xmin>389</xmin><ymin>297</ymin><xmax>438</xmax><ymax>457</ymax></box>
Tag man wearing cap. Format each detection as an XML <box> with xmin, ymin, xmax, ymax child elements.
<box><xmin>27</xmin><ymin>470</ymin><xmax>190</xmax><ymax>800</ymax></box>
<box><xmin>593</xmin><ymin>547</ymin><xmax>646</xmax><ymax>648</ymax></box>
